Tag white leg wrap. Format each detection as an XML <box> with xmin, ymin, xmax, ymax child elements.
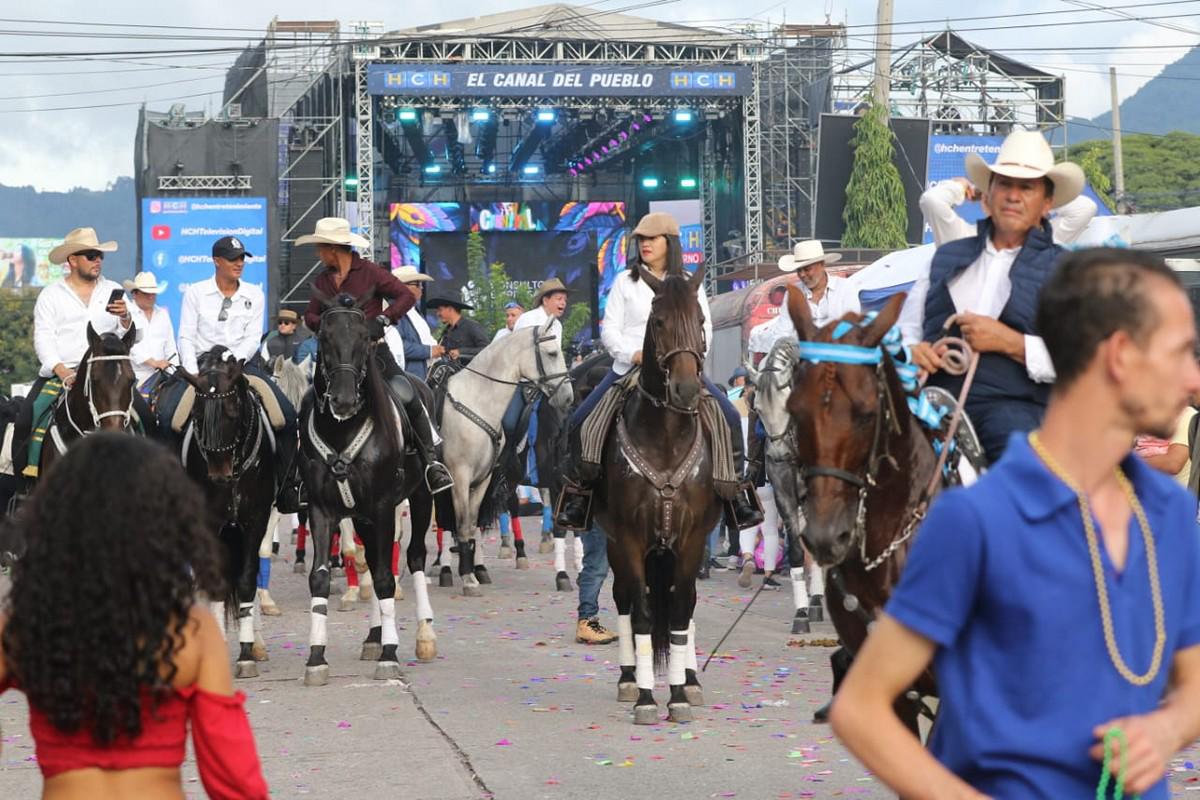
<box><xmin>686</xmin><ymin>621</ymin><xmax>698</xmax><ymax>672</ymax></box>
<box><xmin>554</xmin><ymin>537</ymin><xmax>566</xmax><ymax>572</ymax></box>
<box><xmin>739</xmin><ymin>526</ymin><xmax>757</xmax><ymax>558</ymax></box>
<box><xmin>310</xmin><ymin>596</ymin><xmax>328</xmax><ymax>647</ymax></box>
<box><xmin>634</xmin><ymin>633</ymin><xmax>654</xmax><ymax>690</ymax></box>
<box><xmin>368</xmin><ymin>592</ymin><xmax>382</xmax><ymax>628</ymax></box>
<box><xmin>618</xmin><ymin>614</ymin><xmax>634</xmax><ymax>667</ymax></box>
<box><xmin>809</xmin><ymin>564</ymin><xmax>825</xmax><ymax>596</ymax></box>
<box><xmin>397</xmin><ymin>501</ymin><xmax>410</xmax><ymax>543</ymax></box>
<box><xmin>669</xmin><ymin>634</ymin><xmax>688</xmax><ymax>686</ymax></box>
<box><xmin>379</xmin><ymin>597</ymin><xmax>399</xmax><ymax>647</ymax></box>
<box><xmin>252</xmin><ymin>595</ymin><xmax>263</xmax><ymax>633</ymax></box>
<box><xmin>790</xmin><ymin>567</ymin><xmax>809</xmax><ymax>610</ymax></box>
<box><xmin>260</xmin><ymin>507</ymin><xmax>280</xmax><ymax>557</ymax></box>
<box><xmin>758</xmin><ymin>485</ymin><xmax>780</xmax><ymax>571</ymax></box>
<box><xmin>412</xmin><ymin>571</ymin><xmax>434</xmax><ymax>621</ymax></box>
<box><xmin>210</xmin><ymin>601</ymin><xmax>226</xmax><ymax>642</ymax></box>
<box><xmin>573</xmin><ymin>533</ymin><xmax>584</xmax><ymax>573</ymax></box>
<box><xmin>238</xmin><ymin>602</ymin><xmax>255</xmax><ymax>645</ymax></box>
<box><xmin>339</xmin><ymin>519</ymin><xmax>356</xmax><ymax>556</ymax></box>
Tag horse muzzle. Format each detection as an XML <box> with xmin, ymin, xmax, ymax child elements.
<box><xmin>667</xmin><ymin>377</ymin><xmax>701</xmax><ymax>411</ymax></box>
<box><xmin>799</xmin><ymin>508</ymin><xmax>857</xmax><ymax>567</ymax></box>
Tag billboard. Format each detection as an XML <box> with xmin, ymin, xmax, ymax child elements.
<box><xmin>140</xmin><ymin>197</ymin><xmax>269</xmax><ymax>335</ymax></box>
<box><xmin>368</xmin><ymin>64</ymin><xmax>752</xmax><ymax>97</ymax></box>
<box><xmin>0</xmin><ymin>238</ymin><xmax>64</xmax><ymax>289</ymax></box>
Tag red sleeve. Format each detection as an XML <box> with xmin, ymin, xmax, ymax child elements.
<box><xmin>373</xmin><ymin>265</ymin><xmax>416</xmax><ymax>324</ymax></box>
<box><xmin>186</xmin><ymin>688</ymin><xmax>269</xmax><ymax>800</ymax></box>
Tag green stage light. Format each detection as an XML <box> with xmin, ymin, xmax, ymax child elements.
<box><xmin>679</xmin><ymin>177</ymin><xmax>697</xmax><ymax>189</ymax></box>
<box><xmin>641</xmin><ymin>177</ymin><xmax>660</xmax><ymax>189</ymax></box>
<box><xmin>397</xmin><ymin>108</ymin><xmax>418</xmax><ymax>123</ymax></box>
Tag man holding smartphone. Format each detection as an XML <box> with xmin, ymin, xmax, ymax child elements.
<box><xmin>15</xmin><ymin>227</ymin><xmax>134</xmax><ymax>478</ymax></box>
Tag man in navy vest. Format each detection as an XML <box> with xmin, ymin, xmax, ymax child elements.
<box><xmin>898</xmin><ymin>130</ymin><xmax>1087</xmax><ymax>464</ymax></box>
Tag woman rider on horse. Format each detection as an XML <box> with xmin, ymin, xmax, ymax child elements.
<box><xmin>556</xmin><ymin>212</ymin><xmax>763</xmax><ymax>530</ymax></box>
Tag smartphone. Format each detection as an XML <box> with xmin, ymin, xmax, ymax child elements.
<box><xmin>108</xmin><ymin>288</ymin><xmax>124</xmax><ymax>306</ymax></box>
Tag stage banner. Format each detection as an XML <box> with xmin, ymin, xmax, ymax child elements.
<box><xmin>648</xmin><ymin>199</ymin><xmax>704</xmax><ymax>266</ymax></box>
<box><xmin>368</xmin><ymin>64</ymin><xmax>752</xmax><ymax>97</ymax></box>
<box><xmin>924</xmin><ymin>135</ymin><xmax>1003</xmax><ymax>242</ymax></box>
<box><xmin>140</xmin><ymin>197</ymin><xmax>269</xmax><ymax>336</ymax></box>
<box><xmin>0</xmin><ymin>238</ymin><xmax>61</xmax><ymax>289</ymax></box>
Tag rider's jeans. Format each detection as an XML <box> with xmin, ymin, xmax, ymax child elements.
<box><xmin>576</xmin><ymin>523</ymin><xmax>609</xmax><ymax>620</ymax></box>
<box><xmin>502</xmin><ymin>391</ymin><xmax>525</xmax><ymax>437</ymax></box>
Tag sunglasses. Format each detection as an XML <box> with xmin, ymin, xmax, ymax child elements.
<box><xmin>76</xmin><ymin>251</ymin><xmax>104</xmax><ymax>262</ymax></box>
<box><xmin>218</xmin><ymin>296</ymin><xmax>233</xmax><ymax>322</ymax></box>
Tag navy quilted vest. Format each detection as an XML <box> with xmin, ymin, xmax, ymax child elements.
<box><xmin>923</xmin><ymin>218</ymin><xmax>1061</xmax><ymax>408</ymax></box>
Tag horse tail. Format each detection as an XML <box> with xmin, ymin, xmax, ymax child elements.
<box><xmin>475</xmin><ymin>471</ymin><xmax>505</xmax><ymax>529</ymax></box>
<box><xmin>218</xmin><ymin>521</ymin><xmax>244</xmax><ymax>623</ymax></box>
<box><xmin>644</xmin><ymin>547</ymin><xmax>674</xmax><ymax>674</ymax></box>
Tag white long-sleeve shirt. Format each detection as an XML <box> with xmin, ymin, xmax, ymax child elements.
<box><xmin>601</xmin><ymin>271</ymin><xmax>713</xmax><ymax>375</ymax></box>
<box><xmin>127</xmin><ymin>303</ymin><xmax>177</xmax><ymax>385</ymax></box>
<box><xmin>33</xmin><ymin>278</ymin><xmax>128</xmax><ymax>378</ymax></box>
<box><xmin>749</xmin><ymin>275</ymin><xmax>861</xmax><ymax>355</ymax></box>
<box><xmin>513</xmin><ymin>305</ymin><xmax>563</xmax><ymax>343</ymax></box>
<box><xmin>177</xmin><ymin>277</ymin><xmax>265</xmax><ymax>373</ymax></box>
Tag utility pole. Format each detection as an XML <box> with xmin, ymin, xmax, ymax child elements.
<box><xmin>1109</xmin><ymin>67</ymin><xmax>1127</xmax><ymax>214</ymax></box>
<box><xmin>873</xmin><ymin>0</ymin><xmax>895</xmax><ymax>108</ymax></box>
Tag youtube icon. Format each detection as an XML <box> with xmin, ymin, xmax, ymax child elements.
<box><xmin>151</xmin><ymin>225</ymin><xmax>171</xmax><ymax>240</ymax></box>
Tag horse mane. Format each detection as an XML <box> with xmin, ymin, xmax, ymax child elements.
<box><xmin>638</xmin><ymin>273</ymin><xmax>703</xmax><ymax>392</ymax></box>
<box><xmin>363</xmin><ymin>346</ymin><xmax>401</xmax><ymax>453</ymax></box>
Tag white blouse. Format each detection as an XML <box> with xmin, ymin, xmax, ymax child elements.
<box><xmin>601</xmin><ymin>270</ymin><xmax>713</xmax><ymax>375</ymax></box>
<box><xmin>127</xmin><ymin>303</ymin><xmax>177</xmax><ymax>385</ymax></box>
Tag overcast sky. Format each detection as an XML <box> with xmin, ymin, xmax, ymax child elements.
<box><xmin>1</xmin><ymin>0</ymin><xmax>1197</xmax><ymax>191</ymax></box>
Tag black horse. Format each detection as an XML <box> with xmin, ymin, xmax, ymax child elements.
<box><xmin>298</xmin><ymin>292</ymin><xmax>438</xmax><ymax>687</ymax></box>
<box><xmin>175</xmin><ymin>347</ymin><xmax>276</xmax><ymax>679</ymax></box>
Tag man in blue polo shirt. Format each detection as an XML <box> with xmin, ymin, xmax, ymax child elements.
<box><xmin>831</xmin><ymin>248</ymin><xmax>1200</xmax><ymax>798</ymax></box>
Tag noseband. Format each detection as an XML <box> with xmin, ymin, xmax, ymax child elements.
<box><xmin>67</xmin><ymin>352</ymin><xmax>136</xmax><ymax>434</ymax></box>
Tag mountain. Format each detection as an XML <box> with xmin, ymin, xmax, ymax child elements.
<box><xmin>0</xmin><ymin>178</ymin><xmax>136</xmax><ymax>282</ymax></box>
<box><xmin>1090</xmin><ymin>45</ymin><xmax>1200</xmax><ymax>139</ymax></box>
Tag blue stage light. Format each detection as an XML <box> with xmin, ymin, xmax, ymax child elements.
<box><xmin>673</xmin><ymin>108</ymin><xmax>694</xmax><ymax>123</ymax></box>
<box><xmin>535</xmin><ymin>109</ymin><xmax>557</xmax><ymax>123</ymax></box>
<box><xmin>522</xmin><ymin>164</ymin><xmax>541</xmax><ymax>175</ymax></box>
<box><xmin>423</xmin><ymin>164</ymin><xmax>442</xmax><ymax>174</ymax></box>
<box><xmin>471</xmin><ymin>109</ymin><xmax>490</xmax><ymax>122</ymax></box>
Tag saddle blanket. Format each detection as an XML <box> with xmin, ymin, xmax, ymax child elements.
<box><xmin>171</xmin><ymin>374</ymin><xmax>286</xmax><ymax>434</ymax></box>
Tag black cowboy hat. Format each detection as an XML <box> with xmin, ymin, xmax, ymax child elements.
<box><xmin>424</xmin><ymin>295</ymin><xmax>474</xmax><ymax>311</ymax></box>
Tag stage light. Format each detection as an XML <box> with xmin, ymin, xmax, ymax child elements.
<box><xmin>344</xmin><ymin>175</ymin><xmax>360</xmax><ymax>188</ymax></box>
<box><xmin>679</xmin><ymin>177</ymin><xmax>698</xmax><ymax>189</ymax></box>
<box><xmin>397</xmin><ymin>108</ymin><xmax>419</xmax><ymax>123</ymax></box>
<box><xmin>674</xmin><ymin>109</ymin><xmax>694</xmax><ymax>123</ymax></box>
<box><xmin>568</xmin><ymin>168</ymin><xmax>578</xmax><ymax>177</ymax></box>
<box><xmin>485</xmin><ymin>163</ymin><xmax>497</xmax><ymax>174</ymax></box>
<box><xmin>536</xmin><ymin>109</ymin><xmax>557</xmax><ymax>123</ymax></box>
<box><xmin>471</xmin><ymin>109</ymin><xmax>491</xmax><ymax>122</ymax></box>
<box><xmin>523</xmin><ymin>164</ymin><xmax>541</xmax><ymax>175</ymax></box>
<box><xmin>641</xmin><ymin>177</ymin><xmax>660</xmax><ymax>189</ymax></box>
<box><xmin>424</xmin><ymin>164</ymin><xmax>442</xmax><ymax>175</ymax></box>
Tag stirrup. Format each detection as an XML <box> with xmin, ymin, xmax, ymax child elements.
<box><xmin>554</xmin><ymin>484</ymin><xmax>594</xmax><ymax>531</ymax></box>
<box><xmin>425</xmin><ymin>462</ymin><xmax>454</xmax><ymax>494</ymax></box>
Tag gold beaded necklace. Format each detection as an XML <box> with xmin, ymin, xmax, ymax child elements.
<box><xmin>1028</xmin><ymin>432</ymin><xmax>1165</xmax><ymax>687</ymax></box>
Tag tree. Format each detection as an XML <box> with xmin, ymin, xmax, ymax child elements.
<box><xmin>560</xmin><ymin>302</ymin><xmax>592</xmax><ymax>350</ymax></box>
<box><xmin>1069</xmin><ymin>132</ymin><xmax>1200</xmax><ymax>213</ymax></box>
<box><xmin>463</xmin><ymin>259</ymin><xmax>512</xmax><ymax>336</ymax></box>
<box><xmin>841</xmin><ymin>102</ymin><xmax>909</xmax><ymax>249</ymax></box>
<box><xmin>1076</xmin><ymin>145</ymin><xmax>1115</xmax><ymax>212</ymax></box>
<box><xmin>0</xmin><ymin>291</ymin><xmax>38</xmax><ymax>396</ymax></box>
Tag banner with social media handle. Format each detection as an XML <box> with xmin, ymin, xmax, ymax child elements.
<box><xmin>141</xmin><ymin>197</ymin><xmax>269</xmax><ymax>342</ymax></box>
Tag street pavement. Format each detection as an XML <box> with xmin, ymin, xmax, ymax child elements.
<box><xmin>4</xmin><ymin>520</ymin><xmax>1200</xmax><ymax>798</ymax></box>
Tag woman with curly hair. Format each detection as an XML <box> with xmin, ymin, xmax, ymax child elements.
<box><xmin>0</xmin><ymin>433</ymin><xmax>268</xmax><ymax>799</ymax></box>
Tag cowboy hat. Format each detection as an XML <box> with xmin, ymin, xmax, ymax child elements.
<box><xmin>122</xmin><ymin>271</ymin><xmax>167</xmax><ymax>294</ymax></box>
<box><xmin>295</xmin><ymin>217</ymin><xmax>370</xmax><ymax>249</ymax></box>
<box><xmin>49</xmin><ymin>227</ymin><xmax>118</xmax><ymax>265</ymax></box>
<box><xmin>531</xmin><ymin>278</ymin><xmax>570</xmax><ymax>307</ymax></box>
<box><xmin>632</xmin><ymin>212</ymin><xmax>681</xmax><ymax>238</ymax></box>
<box><xmin>424</xmin><ymin>295</ymin><xmax>474</xmax><ymax>311</ymax></box>
<box><xmin>276</xmin><ymin>309</ymin><xmax>300</xmax><ymax>323</ymax></box>
<box><xmin>964</xmin><ymin>129</ymin><xmax>1085</xmax><ymax>209</ymax></box>
<box><xmin>392</xmin><ymin>265</ymin><xmax>433</xmax><ymax>283</ymax></box>
<box><xmin>778</xmin><ymin>240</ymin><xmax>842</xmax><ymax>272</ymax></box>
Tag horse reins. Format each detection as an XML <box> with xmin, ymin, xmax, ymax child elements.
<box><xmin>316</xmin><ymin>306</ymin><xmax>370</xmax><ymax>417</ymax></box>
<box><xmin>49</xmin><ymin>351</ymin><xmax>136</xmax><ymax>456</ymax></box>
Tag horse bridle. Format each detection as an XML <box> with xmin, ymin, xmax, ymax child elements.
<box><xmin>64</xmin><ymin>352</ymin><xmax>136</xmax><ymax>435</ymax></box>
<box><xmin>316</xmin><ymin>306</ymin><xmax>370</xmax><ymax>416</ymax></box>
<box><xmin>638</xmin><ymin>310</ymin><xmax>707</xmax><ymax>416</ymax></box>
<box><xmin>459</xmin><ymin>326</ymin><xmax>570</xmax><ymax>398</ymax></box>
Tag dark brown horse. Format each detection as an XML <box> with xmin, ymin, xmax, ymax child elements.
<box><xmin>596</xmin><ymin>266</ymin><xmax>722</xmax><ymax>725</ymax></box>
<box><xmin>782</xmin><ymin>287</ymin><xmax>938</xmax><ymax>730</ymax></box>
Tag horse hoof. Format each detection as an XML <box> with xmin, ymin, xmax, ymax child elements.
<box><xmin>439</xmin><ymin>567</ymin><xmax>454</xmax><ymax>588</ymax></box>
<box><xmin>633</xmin><ymin>704</ymin><xmax>659</xmax><ymax>725</ymax></box>
<box><xmin>498</xmin><ymin>545</ymin><xmax>513</xmax><ymax>559</ymax></box>
<box><xmin>538</xmin><ymin>535</ymin><xmax>554</xmax><ymax>554</ymax></box>
<box><xmin>358</xmin><ymin>585</ymin><xmax>373</xmax><ymax>602</ymax></box>
<box><xmin>463</xmin><ymin>583</ymin><xmax>483</xmax><ymax>598</ymax></box>
<box><xmin>394</xmin><ymin>584</ymin><xmax>404</xmax><ymax>601</ymax></box>
<box><xmin>361</xmin><ymin>642</ymin><xmax>383</xmax><ymax>662</ymax></box>
<box><xmin>683</xmin><ymin>685</ymin><xmax>704</xmax><ymax>707</ymax></box>
<box><xmin>252</xmin><ymin>642</ymin><xmax>269</xmax><ymax>662</ymax></box>
<box><xmin>304</xmin><ymin>665</ymin><xmax>329</xmax><ymax>687</ymax></box>
<box><xmin>234</xmin><ymin>660</ymin><xmax>259</xmax><ymax>679</ymax></box>
<box><xmin>373</xmin><ymin>661</ymin><xmax>403</xmax><ymax>681</ymax></box>
<box><xmin>515</xmin><ymin>556</ymin><xmax>529</xmax><ymax>570</ymax></box>
<box><xmin>617</xmin><ymin>682</ymin><xmax>639</xmax><ymax>703</ymax></box>
<box><xmin>808</xmin><ymin>598</ymin><xmax>824</xmax><ymax>623</ymax></box>
<box><xmin>555</xmin><ymin>571</ymin><xmax>572</xmax><ymax>592</ymax></box>
<box><xmin>668</xmin><ymin>703</ymin><xmax>693</xmax><ymax>723</ymax></box>
<box><xmin>416</xmin><ymin>621</ymin><xmax>437</xmax><ymax>662</ymax></box>
<box><xmin>260</xmin><ymin>602</ymin><xmax>282</xmax><ymax>617</ymax></box>
<box><xmin>474</xmin><ymin>566</ymin><xmax>492</xmax><ymax>585</ymax></box>
<box><xmin>293</xmin><ymin>561</ymin><xmax>307</xmax><ymax>574</ymax></box>
<box><xmin>338</xmin><ymin>596</ymin><xmax>357</xmax><ymax>612</ymax></box>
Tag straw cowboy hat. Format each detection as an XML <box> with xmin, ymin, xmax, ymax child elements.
<box><xmin>779</xmin><ymin>240</ymin><xmax>842</xmax><ymax>272</ymax></box>
<box><xmin>276</xmin><ymin>309</ymin><xmax>300</xmax><ymax>323</ymax></box>
<box><xmin>964</xmin><ymin>129</ymin><xmax>1085</xmax><ymax>209</ymax></box>
<box><xmin>122</xmin><ymin>271</ymin><xmax>168</xmax><ymax>294</ymax></box>
<box><xmin>392</xmin><ymin>265</ymin><xmax>434</xmax><ymax>283</ymax></box>
<box><xmin>295</xmin><ymin>217</ymin><xmax>370</xmax><ymax>249</ymax></box>
<box><xmin>632</xmin><ymin>212</ymin><xmax>681</xmax><ymax>238</ymax></box>
<box><xmin>531</xmin><ymin>278</ymin><xmax>570</xmax><ymax>306</ymax></box>
<box><xmin>49</xmin><ymin>227</ymin><xmax>118</xmax><ymax>265</ymax></box>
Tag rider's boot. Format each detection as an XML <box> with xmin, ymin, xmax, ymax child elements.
<box><xmin>554</xmin><ymin>427</ymin><xmax>595</xmax><ymax>531</ymax></box>
<box><xmin>393</xmin><ymin>378</ymin><xmax>454</xmax><ymax>495</ymax></box>
<box><xmin>274</xmin><ymin>433</ymin><xmax>301</xmax><ymax>514</ymax></box>
<box><xmin>726</xmin><ymin>428</ymin><xmax>764</xmax><ymax>530</ymax></box>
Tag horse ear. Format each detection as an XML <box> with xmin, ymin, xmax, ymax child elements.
<box><xmin>785</xmin><ymin>285</ymin><xmax>817</xmax><ymax>342</ymax></box>
<box><xmin>637</xmin><ymin>265</ymin><xmax>663</xmax><ymax>294</ymax></box>
<box><xmin>858</xmin><ymin>293</ymin><xmax>908</xmax><ymax>348</ymax></box>
<box><xmin>689</xmin><ymin>265</ymin><xmax>706</xmax><ymax>293</ymax></box>
<box><xmin>121</xmin><ymin>321</ymin><xmax>136</xmax><ymax>350</ymax></box>
<box><xmin>86</xmin><ymin>322</ymin><xmax>101</xmax><ymax>350</ymax></box>
<box><xmin>743</xmin><ymin>358</ymin><xmax>760</xmax><ymax>386</ymax></box>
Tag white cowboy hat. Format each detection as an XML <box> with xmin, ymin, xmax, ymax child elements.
<box><xmin>49</xmin><ymin>227</ymin><xmax>118</xmax><ymax>265</ymax></box>
<box><xmin>122</xmin><ymin>271</ymin><xmax>168</xmax><ymax>294</ymax></box>
<box><xmin>392</xmin><ymin>265</ymin><xmax>433</xmax><ymax>283</ymax></box>
<box><xmin>295</xmin><ymin>217</ymin><xmax>370</xmax><ymax>250</ymax></box>
<box><xmin>964</xmin><ymin>129</ymin><xmax>1085</xmax><ymax>209</ymax></box>
<box><xmin>778</xmin><ymin>240</ymin><xmax>842</xmax><ymax>272</ymax></box>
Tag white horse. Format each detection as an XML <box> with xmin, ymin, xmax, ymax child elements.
<box><xmin>747</xmin><ymin>338</ymin><xmax>825</xmax><ymax>634</ymax></box>
<box><xmin>438</xmin><ymin>320</ymin><xmax>573</xmax><ymax>596</ymax></box>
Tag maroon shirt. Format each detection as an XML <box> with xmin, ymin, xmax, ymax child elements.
<box><xmin>304</xmin><ymin>254</ymin><xmax>416</xmax><ymax>332</ymax></box>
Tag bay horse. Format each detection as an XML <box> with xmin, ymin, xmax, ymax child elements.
<box><xmin>597</xmin><ymin>266</ymin><xmax>722</xmax><ymax>725</ymax></box>
<box><xmin>781</xmin><ymin>287</ymin><xmax>938</xmax><ymax>731</ymax></box>
<box><xmin>297</xmin><ymin>292</ymin><xmax>437</xmax><ymax>687</ymax></box>
<box><xmin>39</xmin><ymin>323</ymin><xmax>140</xmax><ymax>478</ymax></box>
<box><xmin>175</xmin><ymin>347</ymin><xmax>276</xmax><ymax>680</ymax></box>
<box><xmin>436</xmin><ymin>322</ymin><xmax>573</xmax><ymax>596</ymax></box>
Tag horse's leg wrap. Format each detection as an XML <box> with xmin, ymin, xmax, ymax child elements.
<box><xmin>686</xmin><ymin>620</ymin><xmax>698</xmax><ymax>673</ymax></box>
<box><xmin>668</xmin><ymin>631</ymin><xmax>688</xmax><ymax>687</ymax></box>
<box><xmin>635</xmin><ymin>633</ymin><xmax>654</xmax><ymax>690</ymax></box>
<box><xmin>618</xmin><ymin>614</ymin><xmax>635</xmax><ymax>667</ymax></box>
<box><xmin>553</xmin><ymin>536</ymin><xmax>567</xmax><ymax>573</ymax></box>
<box><xmin>379</xmin><ymin>597</ymin><xmax>399</xmax><ymax>648</ymax></box>
<box><xmin>309</xmin><ymin>595</ymin><xmax>328</xmax><ymax>646</ymax></box>
<box><xmin>698</xmin><ymin>396</ymin><xmax>738</xmax><ymax>500</ymax></box>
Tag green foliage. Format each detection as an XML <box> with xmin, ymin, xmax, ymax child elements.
<box><xmin>561</xmin><ymin>302</ymin><xmax>592</xmax><ymax>348</ymax></box>
<box><xmin>466</xmin><ymin>230</ymin><xmax>485</xmax><ymax>276</ymax></box>
<box><xmin>1068</xmin><ymin>132</ymin><xmax>1200</xmax><ymax>212</ymax></box>
<box><xmin>842</xmin><ymin>102</ymin><xmax>909</xmax><ymax>249</ymax></box>
<box><xmin>464</xmin><ymin>259</ymin><xmax>513</xmax><ymax>336</ymax></box>
<box><xmin>1077</xmin><ymin>146</ymin><xmax>1115</xmax><ymax>212</ymax></box>
<box><xmin>0</xmin><ymin>291</ymin><xmax>38</xmax><ymax>396</ymax></box>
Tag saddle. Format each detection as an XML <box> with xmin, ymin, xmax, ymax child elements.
<box><xmin>427</xmin><ymin>359</ymin><xmax>464</xmax><ymax>428</ymax></box>
<box><xmin>170</xmin><ymin>374</ymin><xmax>286</xmax><ymax>434</ymax></box>
<box><xmin>917</xmin><ymin>385</ymin><xmax>987</xmax><ymax>485</ymax></box>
